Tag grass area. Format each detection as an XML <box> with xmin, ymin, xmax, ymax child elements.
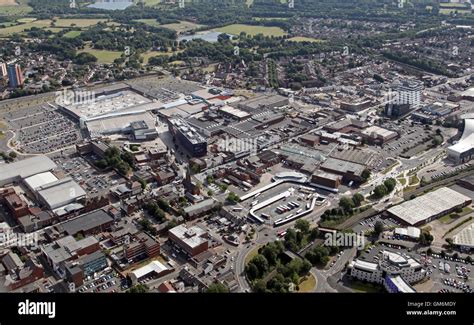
<box><xmin>0</xmin><ymin>19</ymin><xmax>51</xmax><ymax>36</ymax></box>
<box><xmin>135</xmin><ymin>19</ymin><xmax>161</xmax><ymax>28</ymax></box>
<box><xmin>79</xmin><ymin>45</ymin><xmax>122</xmax><ymax>64</ymax></box>
<box><xmin>439</xmin><ymin>213</ymin><xmax>460</xmax><ymax>224</ymax></box>
<box><xmin>398</xmin><ymin>178</ymin><xmax>407</xmax><ymax>186</ymax></box>
<box><xmin>296</xmin><ymin>274</ymin><xmax>316</xmax><ymax>292</ymax></box>
<box><xmin>213</xmin><ymin>24</ymin><xmax>287</xmax><ymax>37</ymax></box>
<box><xmin>348</xmin><ymin>280</ymin><xmax>383</xmax><ymax>293</ymax></box>
<box><xmin>161</xmin><ymin>20</ymin><xmax>204</xmax><ymax>33</ymax></box>
<box><xmin>408</xmin><ymin>175</ymin><xmax>419</xmax><ymax>186</ymax></box>
<box><xmin>287</xmin><ymin>36</ymin><xmax>323</xmax><ymax>42</ymax></box>
<box><xmin>244</xmin><ymin>245</ymin><xmax>262</xmax><ymax>265</ymax></box>
<box><xmin>0</xmin><ymin>0</ymin><xmax>32</xmax><ymax>16</ymax></box>
<box><xmin>53</xmin><ymin>18</ymin><xmax>109</xmax><ymax>28</ymax></box>
<box><xmin>63</xmin><ymin>30</ymin><xmax>82</xmax><ymax>38</ymax></box>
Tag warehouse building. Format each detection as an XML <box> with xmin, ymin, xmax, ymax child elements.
<box><xmin>310</xmin><ymin>172</ymin><xmax>342</xmax><ymax>191</ymax></box>
<box><xmin>129</xmin><ymin>260</ymin><xmax>171</xmax><ymax>285</ymax></box>
<box><xmin>0</xmin><ymin>156</ymin><xmax>57</xmax><ymax>186</ymax></box>
<box><xmin>320</xmin><ymin>157</ymin><xmax>366</xmax><ymax>183</ymax></box>
<box><xmin>36</xmin><ymin>177</ymin><xmax>86</xmax><ymax>210</ymax></box>
<box><xmin>59</xmin><ymin>209</ymin><xmax>114</xmax><ymax>236</ymax></box>
<box><xmin>387</xmin><ymin>187</ymin><xmax>472</xmax><ymax>226</ymax></box>
<box><xmin>359</xmin><ymin>126</ymin><xmax>398</xmax><ymax>145</ymax></box>
<box><xmin>452</xmin><ymin>223</ymin><xmax>474</xmax><ymax>251</ymax></box>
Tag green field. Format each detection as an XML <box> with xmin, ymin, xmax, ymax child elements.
<box><xmin>162</xmin><ymin>20</ymin><xmax>204</xmax><ymax>33</ymax></box>
<box><xmin>0</xmin><ymin>19</ymin><xmax>51</xmax><ymax>36</ymax></box>
<box><xmin>135</xmin><ymin>19</ymin><xmax>161</xmax><ymax>27</ymax></box>
<box><xmin>0</xmin><ymin>0</ymin><xmax>32</xmax><ymax>16</ymax></box>
<box><xmin>79</xmin><ymin>46</ymin><xmax>122</xmax><ymax>64</ymax></box>
<box><xmin>213</xmin><ymin>24</ymin><xmax>287</xmax><ymax>37</ymax></box>
<box><xmin>63</xmin><ymin>30</ymin><xmax>82</xmax><ymax>38</ymax></box>
<box><xmin>288</xmin><ymin>36</ymin><xmax>323</xmax><ymax>43</ymax></box>
<box><xmin>53</xmin><ymin>18</ymin><xmax>109</xmax><ymax>28</ymax></box>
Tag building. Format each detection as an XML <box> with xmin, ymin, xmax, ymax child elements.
<box><xmin>348</xmin><ymin>250</ymin><xmax>425</xmax><ymax>292</ymax></box>
<box><xmin>320</xmin><ymin>157</ymin><xmax>366</xmax><ymax>183</ymax></box>
<box><xmin>340</xmin><ymin>99</ymin><xmax>372</xmax><ymax>112</ymax></box>
<box><xmin>310</xmin><ymin>172</ymin><xmax>342</xmax><ymax>191</ymax></box>
<box><xmin>129</xmin><ymin>260</ymin><xmax>171</xmax><ymax>285</ymax></box>
<box><xmin>387</xmin><ymin>187</ymin><xmax>472</xmax><ymax>226</ymax></box>
<box><xmin>168</xmin><ymin>118</ymin><xmax>207</xmax><ymax>157</ymax></box>
<box><xmin>183</xmin><ymin>199</ymin><xmax>216</xmax><ymax>220</ymax></box>
<box><xmin>7</xmin><ymin>64</ymin><xmax>24</xmax><ymax>88</ymax></box>
<box><xmin>0</xmin><ymin>156</ymin><xmax>57</xmax><ymax>187</ymax></box>
<box><xmin>65</xmin><ymin>251</ymin><xmax>107</xmax><ymax>287</ymax></box>
<box><xmin>59</xmin><ymin>209</ymin><xmax>114</xmax><ymax>236</ymax></box>
<box><xmin>0</xmin><ymin>63</ymin><xmax>7</xmax><ymax>78</ymax></box>
<box><xmin>452</xmin><ymin>223</ymin><xmax>474</xmax><ymax>251</ymax></box>
<box><xmin>385</xmin><ymin>79</ymin><xmax>423</xmax><ymax>117</ymax></box>
<box><xmin>36</xmin><ymin>177</ymin><xmax>86</xmax><ymax>210</ymax></box>
<box><xmin>124</xmin><ymin>232</ymin><xmax>161</xmax><ymax>261</ymax></box>
<box><xmin>360</xmin><ymin>126</ymin><xmax>398</xmax><ymax>144</ymax></box>
<box><xmin>447</xmin><ymin>117</ymin><xmax>474</xmax><ymax>164</ymax></box>
<box><xmin>168</xmin><ymin>224</ymin><xmax>209</xmax><ymax>257</ymax></box>
<box><xmin>0</xmin><ymin>189</ymin><xmax>29</xmax><ymax>219</ymax></box>
<box><xmin>393</xmin><ymin>227</ymin><xmax>421</xmax><ymax>240</ymax></box>
<box><xmin>300</xmin><ymin>134</ymin><xmax>320</xmax><ymax>147</ymax></box>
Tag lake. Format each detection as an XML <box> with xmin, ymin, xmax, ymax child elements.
<box><xmin>87</xmin><ymin>0</ymin><xmax>133</xmax><ymax>10</ymax></box>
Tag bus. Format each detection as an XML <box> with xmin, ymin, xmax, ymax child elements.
<box><xmin>251</xmin><ymin>200</ymin><xmax>259</xmax><ymax>207</ymax></box>
<box><xmin>261</xmin><ymin>213</ymin><xmax>270</xmax><ymax>219</ymax></box>
<box><xmin>277</xmin><ymin>230</ymin><xmax>287</xmax><ymax>238</ymax></box>
<box><xmin>232</xmin><ymin>207</ymin><xmax>243</xmax><ymax>212</ymax></box>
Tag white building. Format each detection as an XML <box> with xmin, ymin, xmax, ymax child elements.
<box><xmin>348</xmin><ymin>250</ymin><xmax>425</xmax><ymax>292</ymax></box>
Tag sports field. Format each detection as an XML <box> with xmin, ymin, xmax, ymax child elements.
<box><xmin>288</xmin><ymin>36</ymin><xmax>323</xmax><ymax>42</ymax></box>
<box><xmin>213</xmin><ymin>24</ymin><xmax>287</xmax><ymax>37</ymax></box>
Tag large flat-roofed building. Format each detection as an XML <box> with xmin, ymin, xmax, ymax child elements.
<box><xmin>168</xmin><ymin>224</ymin><xmax>208</xmax><ymax>257</ymax></box>
<box><xmin>236</xmin><ymin>94</ymin><xmax>288</xmax><ymax>112</ymax></box>
<box><xmin>320</xmin><ymin>157</ymin><xmax>366</xmax><ymax>183</ymax></box>
<box><xmin>452</xmin><ymin>223</ymin><xmax>474</xmax><ymax>251</ymax></box>
<box><xmin>183</xmin><ymin>198</ymin><xmax>216</xmax><ymax>220</ymax></box>
<box><xmin>168</xmin><ymin>118</ymin><xmax>207</xmax><ymax>157</ymax></box>
<box><xmin>359</xmin><ymin>126</ymin><xmax>398</xmax><ymax>144</ymax></box>
<box><xmin>217</xmin><ymin>105</ymin><xmax>251</xmax><ymax>121</ymax></box>
<box><xmin>23</xmin><ymin>172</ymin><xmax>58</xmax><ymax>192</ymax></box>
<box><xmin>387</xmin><ymin>187</ymin><xmax>472</xmax><ymax>226</ymax></box>
<box><xmin>36</xmin><ymin>177</ymin><xmax>86</xmax><ymax>210</ymax></box>
<box><xmin>0</xmin><ymin>156</ymin><xmax>57</xmax><ymax>186</ymax></box>
<box><xmin>59</xmin><ymin>209</ymin><xmax>114</xmax><ymax>236</ymax></box>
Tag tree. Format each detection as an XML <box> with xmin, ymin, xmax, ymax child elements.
<box><xmin>226</xmin><ymin>192</ymin><xmax>240</xmax><ymax>204</ymax></box>
<box><xmin>309</xmin><ymin>227</ymin><xmax>320</xmax><ymax>241</ymax></box>
<box><xmin>420</xmin><ymin>231</ymin><xmax>434</xmax><ymax>245</ymax></box>
<box><xmin>295</xmin><ymin>219</ymin><xmax>310</xmax><ymax>234</ymax></box>
<box><xmin>352</xmin><ymin>193</ymin><xmax>364</xmax><ymax>207</ymax></box>
<box><xmin>373</xmin><ymin>184</ymin><xmax>388</xmax><ymax>199</ymax></box>
<box><xmin>384</xmin><ymin>178</ymin><xmax>396</xmax><ymax>192</ymax></box>
<box><xmin>245</xmin><ymin>263</ymin><xmax>259</xmax><ymax>281</ymax></box>
<box><xmin>206</xmin><ymin>282</ymin><xmax>229</xmax><ymax>293</ymax></box>
<box><xmin>8</xmin><ymin>151</ymin><xmax>17</xmax><ymax>159</ymax></box>
<box><xmin>339</xmin><ymin>196</ymin><xmax>354</xmax><ymax>212</ymax></box>
<box><xmin>361</xmin><ymin>169</ymin><xmax>371</xmax><ymax>181</ymax></box>
<box><xmin>466</xmin><ymin>255</ymin><xmax>472</xmax><ymax>263</ymax></box>
<box><xmin>374</xmin><ymin>221</ymin><xmax>384</xmax><ymax>235</ymax></box>
<box><xmin>249</xmin><ymin>254</ymin><xmax>269</xmax><ymax>278</ymax></box>
<box><xmin>127</xmin><ymin>284</ymin><xmax>149</xmax><ymax>293</ymax></box>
